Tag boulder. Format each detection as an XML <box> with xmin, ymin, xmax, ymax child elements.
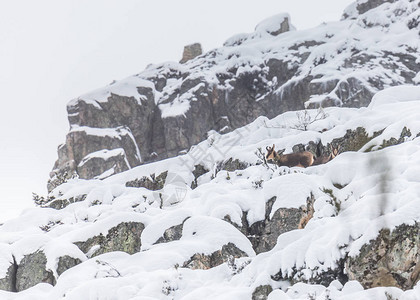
<box><xmin>217</xmin><ymin>158</ymin><xmax>249</xmax><ymax>173</ymax></box>
<box><xmin>126</xmin><ymin>171</ymin><xmax>168</xmax><ymax>191</ymax></box>
<box><xmin>180</xmin><ymin>43</ymin><xmax>203</xmax><ymax>63</ymax></box>
<box><xmin>191</xmin><ymin>164</ymin><xmax>209</xmax><ymax>189</ymax></box>
<box><xmin>346</xmin><ymin>223</ymin><xmax>420</xmax><ymax>290</ymax></box>
<box><xmin>183</xmin><ymin>243</ymin><xmax>247</xmax><ymax>270</ymax></box>
<box><xmin>255</xmin><ymin>13</ymin><xmax>293</xmax><ymax>36</ymax></box>
<box><xmin>356</xmin><ymin>0</ymin><xmax>396</xmax><ymax>16</ymax></box>
<box><xmin>77</xmin><ymin>148</ymin><xmax>131</xmax><ymax>179</ymax></box>
<box><xmin>75</xmin><ymin>222</ymin><xmax>144</xmax><ymax>257</ymax></box>
<box><xmin>252</xmin><ymin>285</ymin><xmax>273</xmax><ymax>300</ymax></box>
<box><xmin>227</xmin><ymin>195</ymin><xmax>315</xmax><ymax>254</ymax></box>
<box><xmin>155</xmin><ymin>220</ymin><xmax>186</xmax><ymax>245</ymax></box>
<box><xmin>0</xmin><ymin>262</ymin><xmax>17</xmax><ymax>292</ymax></box>
<box><xmin>57</xmin><ymin>256</ymin><xmax>82</xmax><ymax>276</ymax></box>
<box><xmin>16</xmin><ymin>251</ymin><xmax>55</xmax><ymax>292</ymax></box>
<box><xmin>50</xmin><ymin>126</ymin><xmax>141</xmax><ymax>186</ymax></box>
<box><xmin>342</xmin><ymin>0</ymin><xmax>397</xmax><ymax>19</ymax></box>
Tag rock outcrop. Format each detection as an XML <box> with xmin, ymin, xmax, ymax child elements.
<box><xmin>346</xmin><ymin>223</ymin><xmax>420</xmax><ymax>290</ymax></box>
<box><xmin>252</xmin><ymin>285</ymin><xmax>273</xmax><ymax>300</ymax></box>
<box><xmin>0</xmin><ymin>262</ymin><xmax>17</xmax><ymax>292</ymax></box>
<box><xmin>224</xmin><ymin>195</ymin><xmax>315</xmax><ymax>255</ymax></box>
<box><xmin>16</xmin><ymin>251</ymin><xmax>55</xmax><ymax>292</ymax></box>
<box><xmin>126</xmin><ymin>171</ymin><xmax>168</xmax><ymax>190</ymax></box>
<box><xmin>75</xmin><ymin>222</ymin><xmax>144</xmax><ymax>257</ymax></box>
<box><xmin>49</xmin><ymin>1</ymin><xmax>420</xmax><ymax>183</ymax></box>
<box><xmin>183</xmin><ymin>243</ymin><xmax>248</xmax><ymax>270</ymax></box>
<box><xmin>57</xmin><ymin>256</ymin><xmax>82</xmax><ymax>276</ymax></box>
<box><xmin>342</xmin><ymin>0</ymin><xmax>397</xmax><ymax>19</ymax></box>
<box><xmin>180</xmin><ymin>43</ymin><xmax>203</xmax><ymax>63</ymax></box>
<box><xmin>155</xmin><ymin>219</ymin><xmax>187</xmax><ymax>245</ymax></box>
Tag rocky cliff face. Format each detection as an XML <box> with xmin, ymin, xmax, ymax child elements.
<box><xmin>49</xmin><ymin>0</ymin><xmax>419</xmax><ymax>184</ymax></box>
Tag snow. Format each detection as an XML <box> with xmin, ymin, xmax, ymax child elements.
<box><xmin>68</xmin><ymin>76</ymin><xmax>155</xmax><ymax>108</ymax></box>
<box><xmin>78</xmin><ymin>148</ymin><xmax>128</xmax><ymax>168</ymax></box>
<box><xmin>158</xmin><ymin>97</ymin><xmax>191</xmax><ymax>118</ymax></box>
<box><xmin>255</xmin><ymin>13</ymin><xmax>295</xmax><ymax>35</ymax></box>
<box><xmin>69</xmin><ymin>125</ymin><xmax>129</xmax><ymax>139</ymax></box>
<box><xmin>369</xmin><ymin>85</ymin><xmax>420</xmax><ymax>108</ymax></box>
<box><xmin>342</xmin><ymin>2</ymin><xmax>359</xmax><ymax>20</ymax></box>
<box><xmin>2</xmin><ymin>0</ymin><xmax>420</xmax><ymax>297</ymax></box>
<box><xmin>1</xmin><ymin>84</ymin><xmax>419</xmax><ymax>298</ymax></box>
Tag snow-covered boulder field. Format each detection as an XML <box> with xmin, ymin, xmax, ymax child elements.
<box><xmin>0</xmin><ymin>85</ymin><xmax>419</xmax><ymax>299</ymax></box>
<box><xmin>49</xmin><ymin>0</ymin><xmax>420</xmax><ymax>183</ymax></box>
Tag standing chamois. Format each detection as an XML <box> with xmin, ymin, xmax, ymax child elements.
<box><xmin>266</xmin><ymin>144</ymin><xmax>314</xmax><ymax>168</ymax></box>
<box><xmin>312</xmin><ymin>144</ymin><xmax>340</xmax><ymax>166</ymax></box>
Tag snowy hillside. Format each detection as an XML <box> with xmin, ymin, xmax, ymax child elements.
<box><xmin>0</xmin><ymin>85</ymin><xmax>419</xmax><ymax>299</ymax></box>
<box><xmin>1</xmin><ymin>0</ymin><xmax>419</xmax><ymax>298</ymax></box>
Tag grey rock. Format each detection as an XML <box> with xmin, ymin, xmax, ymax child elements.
<box><xmin>252</xmin><ymin>285</ymin><xmax>273</xmax><ymax>300</ymax></box>
<box><xmin>16</xmin><ymin>251</ymin><xmax>55</xmax><ymax>292</ymax></box>
<box><xmin>126</xmin><ymin>171</ymin><xmax>168</xmax><ymax>191</ymax></box>
<box><xmin>225</xmin><ymin>14</ymin><xmax>293</xmax><ymax>47</ymax></box>
<box><xmin>356</xmin><ymin>0</ymin><xmax>396</xmax><ymax>16</ymax></box>
<box><xmin>252</xmin><ymin>195</ymin><xmax>314</xmax><ymax>254</ymax></box>
<box><xmin>48</xmin><ymin>194</ymin><xmax>87</xmax><ymax>210</ymax></box>
<box><xmin>224</xmin><ymin>195</ymin><xmax>315</xmax><ymax>254</ymax></box>
<box><xmin>180</xmin><ymin>43</ymin><xmax>203</xmax><ymax>63</ymax></box>
<box><xmin>330</xmin><ymin>127</ymin><xmax>377</xmax><ymax>153</ymax></box>
<box><xmin>378</xmin><ymin>126</ymin><xmax>412</xmax><ymax>150</ymax></box>
<box><xmin>57</xmin><ymin>256</ymin><xmax>82</xmax><ymax>276</ymax></box>
<box><xmin>77</xmin><ymin>149</ymin><xmax>130</xmax><ymax>179</ymax></box>
<box><xmin>342</xmin><ymin>0</ymin><xmax>397</xmax><ymax>19</ymax></box>
<box><xmin>346</xmin><ymin>223</ymin><xmax>420</xmax><ymax>290</ymax></box>
<box><xmin>155</xmin><ymin>218</ymin><xmax>189</xmax><ymax>244</ymax></box>
<box><xmin>75</xmin><ymin>222</ymin><xmax>144</xmax><ymax>257</ymax></box>
<box><xmin>217</xmin><ymin>158</ymin><xmax>249</xmax><ymax>173</ymax></box>
<box><xmin>255</xmin><ymin>15</ymin><xmax>291</xmax><ymax>36</ymax></box>
<box><xmin>191</xmin><ymin>164</ymin><xmax>209</xmax><ymax>189</ymax></box>
<box><xmin>252</xmin><ymin>207</ymin><xmax>305</xmax><ymax>254</ymax></box>
<box><xmin>155</xmin><ymin>224</ymin><xmax>183</xmax><ymax>244</ymax></box>
<box><xmin>270</xmin><ymin>258</ymin><xmax>348</xmax><ymax>287</ymax></box>
<box><xmin>183</xmin><ymin>243</ymin><xmax>247</xmax><ymax>270</ymax></box>
<box><xmin>50</xmin><ymin>125</ymin><xmax>141</xmax><ymax>185</ymax></box>
<box><xmin>0</xmin><ymin>260</ymin><xmax>17</xmax><ymax>292</ymax></box>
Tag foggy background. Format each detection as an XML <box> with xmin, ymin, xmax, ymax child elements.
<box><xmin>0</xmin><ymin>0</ymin><xmax>354</xmax><ymax>222</ymax></box>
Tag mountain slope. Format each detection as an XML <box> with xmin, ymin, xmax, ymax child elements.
<box><xmin>0</xmin><ymin>0</ymin><xmax>419</xmax><ymax>298</ymax></box>
<box><xmin>50</xmin><ymin>0</ymin><xmax>420</xmax><ymax>184</ymax></box>
<box><xmin>0</xmin><ymin>85</ymin><xmax>419</xmax><ymax>299</ymax></box>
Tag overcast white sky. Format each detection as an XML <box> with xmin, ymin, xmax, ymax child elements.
<box><xmin>0</xmin><ymin>0</ymin><xmax>355</xmax><ymax>222</ymax></box>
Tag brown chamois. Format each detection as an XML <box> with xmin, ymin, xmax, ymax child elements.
<box><xmin>312</xmin><ymin>144</ymin><xmax>340</xmax><ymax>166</ymax></box>
<box><xmin>265</xmin><ymin>144</ymin><xmax>314</xmax><ymax>168</ymax></box>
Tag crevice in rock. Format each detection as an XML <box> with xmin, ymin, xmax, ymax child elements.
<box><xmin>11</xmin><ymin>255</ymin><xmax>18</xmax><ymax>293</ymax></box>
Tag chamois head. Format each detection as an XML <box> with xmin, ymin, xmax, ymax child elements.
<box><xmin>312</xmin><ymin>144</ymin><xmax>341</xmax><ymax>166</ymax></box>
<box><xmin>266</xmin><ymin>144</ymin><xmax>285</xmax><ymax>161</ymax></box>
<box><xmin>266</xmin><ymin>145</ymin><xmax>275</xmax><ymax>161</ymax></box>
<box><xmin>330</xmin><ymin>144</ymin><xmax>340</xmax><ymax>159</ymax></box>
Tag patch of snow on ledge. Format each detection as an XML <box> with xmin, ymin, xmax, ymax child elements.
<box><xmin>69</xmin><ymin>76</ymin><xmax>155</xmax><ymax>107</ymax></box>
<box><xmin>255</xmin><ymin>13</ymin><xmax>295</xmax><ymax>35</ymax></box>
<box><xmin>368</xmin><ymin>85</ymin><xmax>420</xmax><ymax>109</ymax></box>
<box><xmin>78</xmin><ymin>148</ymin><xmax>126</xmax><ymax>168</ymax></box>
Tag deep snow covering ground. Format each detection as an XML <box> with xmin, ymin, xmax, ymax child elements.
<box><xmin>0</xmin><ymin>86</ymin><xmax>419</xmax><ymax>299</ymax></box>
